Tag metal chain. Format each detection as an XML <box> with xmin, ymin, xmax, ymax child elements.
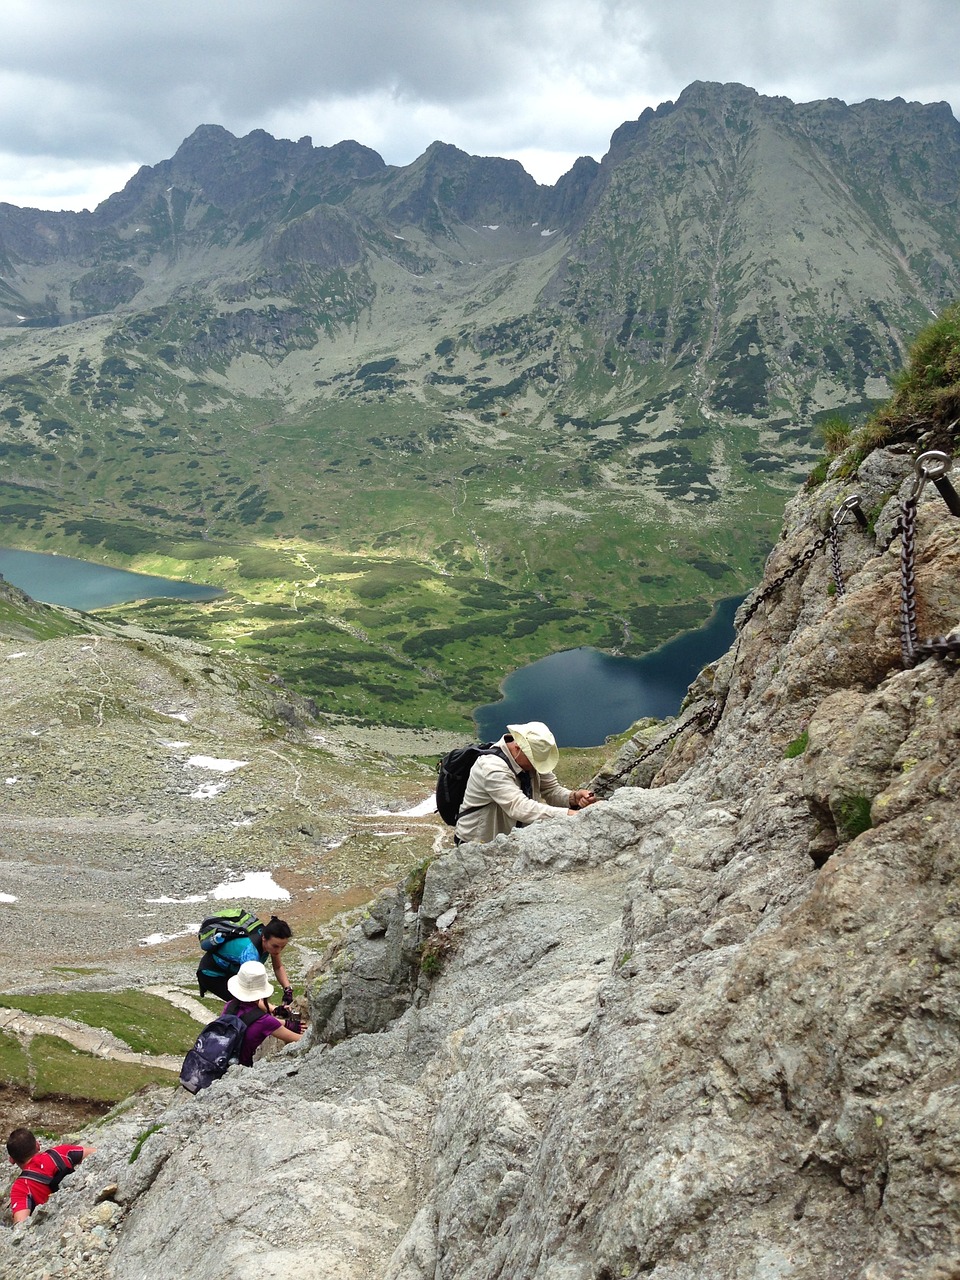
<box><xmin>828</xmin><ymin>522</ymin><xmax>846</xmax><ymax>598</ymax></box>
<box><xmin>615</xmin><ymin>699</ymin><xmax>719</xmax><ymax>774</ymax></box>
<box><xmin>899</xmin><ymin>493</ymin><xmax>920</xmax><ymax>664</ymax></box>
<box><xmin>898</xmin><ymin>450</ymin><xmax>960</xmax><ymax>667</ymax></box>
<box><xmin>616</xmin><ymin>454</ymin><xmax>960</xmax><ymax>783</ymax></box>
<box><xmin>739</xmin><ymin>533</ymin><xmax>829</xmax><ymax>625</ymax></box>
<box><xmin>740</xmin><ymin>494</ymin><xmax>866</xmax><ymax>624</ymax></box>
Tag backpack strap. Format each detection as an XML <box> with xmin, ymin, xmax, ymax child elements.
<box><xmin>20</xmin><ymin>1148</ymin><xmax>77</xmax><ymax>1194</ymax></box>
<box><xmin>456</xmin><ymin>747</ymin><xmax>516</xmax><ymax>820</ymax></box>
<box><xmin>224</xmin><ymin>999</ymin><xmax>270</xmax><ymax>1028</ymax></box>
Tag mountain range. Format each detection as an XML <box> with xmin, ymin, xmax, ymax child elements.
<box><xmin>2</xmin><ymin>80</ymin><xmax>960</xmax><ymax>728</ymax></box>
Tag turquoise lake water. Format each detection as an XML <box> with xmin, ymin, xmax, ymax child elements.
<box><xmin>474</xmin><ymin>596</ymin><xmax>742</xmax><ymax>748</ymax></box>
<box><xmin>0</xmin><ymin>548</ymin><xmax>223</xmax><ymax>609</ymax></box>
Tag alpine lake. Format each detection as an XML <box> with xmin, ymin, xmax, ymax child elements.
<box><xmin>2</xmin><ymin>545</ymin><xmax>740</xmax><ymax>747</ymax></box>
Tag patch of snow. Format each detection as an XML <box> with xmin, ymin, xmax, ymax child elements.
<box><xmin>370</xmin><ymin>796</ymin><xmax>437</xmax><ymax>818</ymax></box>
<box><xmin>540</xmin><ymin>228</ymin><xmax>558</xmax><ymax>237</ymax></box>
<box><xmin>0</xmin><ymin>893</ymin><xmax>17</xmax><ymax>904</ymax></box>
<box><xmin>5</xmin><ymin>778</ymin><xmax>17</xmax><ymax>786</ymax></box>
<box><xmin>146</xmin><ymin>893</ymin><xmax>207</xmax><ymax>904</ymax></box>
<box><xmin>156</xmin><ymin>709</ymin><xmax>191</xmax><ymax>722</ymax></box>
<box><xmin>191</xmin><ymin>781</ymin><xmax>228</xmax><ymax>800</ymax></box>
<box><xmin>210</xmin><ymin>871</ymin><xmax>290</xmax><ymax>901</ymax></box>
<box><xmin>187</xmin><ymin>755</ymin><xmax>247</xmax><ymax>772</ymax></box>
<box><xmin>138</xmin><ymin>924</ymin><xmax>200</xmax><ymax>947</ymax></box>
<box><xmin>482</xmin><ymin>225</ymin><xmax>500</xmax><ymax>231</ymax></box>
<box><xmin>7</xmin><ymin>652</ymin><xmax>28</xmax><ymax>660</ymax></box>
<box><xmin>394</xmin><ymin>234</ymin><xmax>406</xmax><ymax>240</ymax></box>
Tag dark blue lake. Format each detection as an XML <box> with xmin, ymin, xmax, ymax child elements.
<box><xmin>0</xmin><ymin>548</ymin><xmax>223</xmax><ymax>610</ymax></box>
<box><xmin>474</xmin><ymin>596</ymin><xmax>742</xmax><ymax>747</ymax></box>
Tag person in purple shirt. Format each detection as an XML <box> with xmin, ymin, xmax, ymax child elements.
<box><xmin>223</xmin><ymin>961</ymin><xmax>303</xmax><ymax>1065</ymax></box>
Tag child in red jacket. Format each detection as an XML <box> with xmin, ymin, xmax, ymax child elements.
<box><xmin>7</xmin><ymin>1128</ymin><xmax>95</xmax><ymax>1224</ymax></box>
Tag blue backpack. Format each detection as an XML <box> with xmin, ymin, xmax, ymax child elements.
<box><xmin>179</xmin><ymin>1004</ymin><xmax>263</xmax><ymax>1094</ymax></box>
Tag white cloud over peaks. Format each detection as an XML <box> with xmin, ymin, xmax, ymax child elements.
<box><xmin>2</xmin><ymin>0</ymin><xmax>960</xmax><ymax>209</ymax></box>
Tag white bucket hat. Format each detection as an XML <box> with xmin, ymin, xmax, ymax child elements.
<box><xmin>227</xmin><ymin>960</ymin><xmax>274</xmax><ymax>1003</ymax></box>
<box><xmin>507</xmin><ymin>721</ymin><xmax>560</xmax><ymax>774</ymax></box>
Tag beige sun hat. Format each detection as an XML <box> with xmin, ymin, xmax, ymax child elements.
<box><xmin>507</xmin><ymin>721</ymin><xmax>560</xmax><ymax>773</ymax></box>
<box><xmin>226</xmin><ymin>960</ymin><xmax>274</xmax><ymax>1003</ymax></box>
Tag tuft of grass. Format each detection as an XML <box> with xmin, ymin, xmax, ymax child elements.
<box><xmin>129</xmin><ymin>1123</ymin><xmax>165</xmax><ymax>1163</ymax></box>
<box><xmin>404</xmin><ymin>858</ymin><xmax>433</xmax><ymax>912</ymax></box>
<box><xmin>820</xmin><ymin>416</ymin><xmax>853</xmax><ymax>456</ymax></box>
<box><xmin>834</xmin><ymin>794</ymin><xmax>873</xmax><ymax>843</ymax></box>
<box><xmin>805</xmin><ymin>458</ymin><xmax>830</xmax><ymax>490</ymax></box>
<box><xmin>784</xmin><ymin>729</ymin><xmax>809</xmax><ymax>759</ymax></box>
<box><xmin>418</xmin><ymin>930</ymin><xmax>456</xmax><ymax>978</ymax></box>
<box><xmin>851</xmin><ymin>304</ymin><xmax>960</xmax><ymax>458</ymax></box>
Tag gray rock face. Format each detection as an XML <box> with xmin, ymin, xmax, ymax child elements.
<box><xmin>2</xmin><ymin>446</ymin><xmax>959</xmax><ymax>1279</ymax></box>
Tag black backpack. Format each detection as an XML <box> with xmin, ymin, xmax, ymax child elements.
<box><xmin>435</xmin><ymin>743</ymin><xmax>507</xmax><ymax>825</ymax></box>
<box><xmin>179</xmin><ymin>1003</ymin><xmax>264</xmax><ymax>1094</ymax></box>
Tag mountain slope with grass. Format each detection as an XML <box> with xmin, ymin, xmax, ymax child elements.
<box><xmin>1</xmin><ymin>301</ymin><xmax>958</xmax><ymax>1278</ymax></box>
<box><xmin>2</xmin><ymin>83</ymin><xmax>960</xmax><ymax>728</ymax></box>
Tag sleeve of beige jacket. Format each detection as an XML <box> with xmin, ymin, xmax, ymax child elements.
<box><xmin>537</xmin><ymin>771</ymin><xmax>572</xmax><ymax>808</ymax></box>
<box><xmin>467</xmin><ymin>755</ymin><xmax>569</xmax><ymax>826</ymax></box>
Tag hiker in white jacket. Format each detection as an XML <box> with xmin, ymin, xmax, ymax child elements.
<box><xmin>454</xmin><ymin>721</ymin><xmax>597</xmax><ymax>845</ymax></box>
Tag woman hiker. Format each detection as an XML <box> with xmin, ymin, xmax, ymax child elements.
<box><xmin>197</xmin><ymin>914</ymin><xmax>295</xmax><ymax>1006</ymax></box>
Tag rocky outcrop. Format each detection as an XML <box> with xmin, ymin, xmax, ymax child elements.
<box><xmin>2</xmin><ymin>434</ymin><xmax>958</xmax><ymax>1278</ymax></box>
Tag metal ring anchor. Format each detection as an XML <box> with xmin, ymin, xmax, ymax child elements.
<box><xmin>831</xmin><ymin>494</ymin><xmax>868</xmax><ymax>528</ymax></box>
<box><xmin>909</xmin><ymin>449</ymin><xmax>958</xmax><ymax>510</ymax></box>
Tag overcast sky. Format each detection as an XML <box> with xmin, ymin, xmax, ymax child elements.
<box><xmin>3</xmin><ymin>0</ymin><xmax>959</xmax><ymax>211</ymax></box>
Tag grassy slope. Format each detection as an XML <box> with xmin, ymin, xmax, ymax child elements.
<box><xmin>0</xmin><ymin>324</ymin><xmax>790</xmax><ymax>729</ymax></box>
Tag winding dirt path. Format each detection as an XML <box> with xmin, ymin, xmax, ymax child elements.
<box><xmin>0</xmin><ymin>1007</ymin><xmax>184</xmax><ymax>1072</ymax></box>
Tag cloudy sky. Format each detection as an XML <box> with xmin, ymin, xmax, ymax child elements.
<box><xmin>3</xmin><ymin>0</ymin><xmax>959</xmax><ymax>211</ymax></box>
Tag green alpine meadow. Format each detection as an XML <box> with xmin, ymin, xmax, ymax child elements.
<box><xmin>3</xmin><ymin>81</ymin><xmax>960</xmax><ymax>729</ymax></box>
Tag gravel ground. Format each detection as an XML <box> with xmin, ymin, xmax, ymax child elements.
<box><xmin>0</xmin><ymin>623</ymin><xmax>456</xmax><ymax>991</ymax></box>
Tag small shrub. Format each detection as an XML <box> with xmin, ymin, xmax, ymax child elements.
<box><xmin>404</xmin><ymin>858</ymin><xmax>433</xmax><ymax>912</ymax></box>
<box><xmin>418</xmin><ymin>930</ymin><xmax>456</xmax><ymax>978</ymax></box>
<box><xmin>784</xmin><ymin>729</ymin><xmax>809</xmax><ymax>759</ymax></box>
<box><xmin>806</xmin><ymin>458</ymin><xmax>829</xmax><ymax>489</ymax></box>
<box><xmin>834</xmin><ymin>794</ymin><xmax>873</xmax><ymax>842</ymax></box>
<box><xmin>820</xmin><ymin>416</ymin><xmax>852</xmax><ymax>456</ymax></box>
